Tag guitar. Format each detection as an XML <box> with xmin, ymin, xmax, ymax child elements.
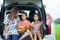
<box><xmin>17</xmin><ymin>26</ymin><xmax>31</xmax><ymax>33</ymax></box>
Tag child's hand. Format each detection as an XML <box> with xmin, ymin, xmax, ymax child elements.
<box><xmin>26</xmin><ymin>30</ymin><xmax>29</xmax><ymax>32</ymax></box>
<box><xmin>31</xmin><ymin>23</ymin><xmax>33</xmax><ymax>27</ymax></box>
<box><xmin>26</xmin><ymin>30</ymin><xmax>31</xmax><ymax>33</ymax></box>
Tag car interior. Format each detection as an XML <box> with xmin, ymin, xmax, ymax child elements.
<box><xmin>3</xmin><ymin>4</ymin><xmax>44</xmax><ymax>40</ymax></box>
<box><xmin>0</xmin><ymin>2</ymin><xmax>48</xmax><ymax>39</ymax></box>
<box><xmin>4</xmin><ymin>5</ymin><xmax>42</xmax><ymax>22</ymax></box>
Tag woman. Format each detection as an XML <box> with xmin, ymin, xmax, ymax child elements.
<box><xmin>18</xmin><ymin>12</ymin><xmax>33</xmax><ymax>40</ymax></box>
<box><xmin>31</xmin><ymin>13</ymin><xmax>43</xmax><ymax>40</ymax></box>
<box><xmin>3</xmin><ymin>7</ymin><xmax>20</xmax><ymax>40</ymax></box>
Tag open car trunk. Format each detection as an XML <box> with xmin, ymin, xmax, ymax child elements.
<box><xmin>4</xmin><ymin>0</ymin><xmax>42</xmax><ymax>8</ymax></box>
<box><xmin>0</xmin><ymin>0</ymin><xmax>49</xmax><ymax>39</ymax></box>
<box><xmin>5</xmin><ymin>0</ymin><xmax>41</xmax><ymax>3</ymax></box>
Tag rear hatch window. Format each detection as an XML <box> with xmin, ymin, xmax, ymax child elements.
<box><xmin>4</xmin><ymin>0</ymin><xmax>42</xmax><ymax>7</ymax></box>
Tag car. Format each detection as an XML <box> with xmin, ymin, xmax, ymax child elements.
<box><xmin>46</xmin><ymin>14</ymin><xmax>52</xmax><ymax>34</ymax></box>
<box><xmin>0</xmin><ymin>0</ymin><xmax>51</xmax><ymax>39</ymax></box>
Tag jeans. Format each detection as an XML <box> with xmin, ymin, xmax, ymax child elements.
<box><xmin>3</xmin><ymin>35</ymin><xmax>19</xmax><ymax>40</ymax></box>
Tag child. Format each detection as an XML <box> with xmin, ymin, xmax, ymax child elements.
<box><xmin>31</xmin><ymin>13</ymin><xmax>43</xmax><ymax>40</ymax></box>
<box><xmin>17</xmin><ymin>12</ymin><xmax>33</xmax><ymax>40</ymax></box>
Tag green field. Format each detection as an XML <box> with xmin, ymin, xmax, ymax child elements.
<box><xmin>55</xmin><ymin>24</ymin><xmax>60</xmax><ymax>40</ymax></box>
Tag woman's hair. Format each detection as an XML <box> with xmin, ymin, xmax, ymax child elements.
<box><xmin>11</xmin><ymin>7</ymin><xmax>19</xmax><ymax>14</ymax></box>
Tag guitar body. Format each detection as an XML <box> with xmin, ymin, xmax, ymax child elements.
<box><xmin>17</xmin><ymin>26</ymin><xmax>31</xmax><ymax>33</ymax></box>
<box><xmin>18</xmin><ymin>27</ymin><xmax>26</xmax><ymax>33</ymax></box>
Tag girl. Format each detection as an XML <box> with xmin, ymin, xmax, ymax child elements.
<box><xmin>18</xmin><ymin>12</ymin><xmax>33</xmax><ymax>40</ymax></box>
<box><xmin>3</xmin><ymin>7</ymin><xmax>20</xmax><ymax>40</ymax></box>
<box><xmin>31</xmin><ymin>13</ymin><xmax>43</xmax><ymax>40</ymax></box>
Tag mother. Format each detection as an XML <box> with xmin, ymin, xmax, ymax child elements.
<box><xmin>3</xmin><ymin>7</ymin><xmax>20</xmax><ymax>40</ymax></box>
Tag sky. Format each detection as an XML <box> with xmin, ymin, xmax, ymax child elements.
<box><xmin>0</xmin><ymin>0</ymin><xmax>3</xmax><ymax>10</ymax></box>
<box><xmin>0</xmin><ymin>0</ymin><xmax>60</xmax><ymax>19</ymax></box>
<box><xmin>43</xmin><ymin>0</ymin><xmax>60</xmax><ymax>19</ymax></box>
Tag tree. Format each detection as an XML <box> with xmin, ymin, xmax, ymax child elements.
<box><xmin>54</xmin><ymin>18</ymin><xmax>60</xmax><ymax>24</ymax></box>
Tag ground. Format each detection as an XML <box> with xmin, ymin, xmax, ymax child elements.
<box><xmin>43</xmin><ymin>23</ymin><xmax>56</xmax><ymax>40</ymax></box>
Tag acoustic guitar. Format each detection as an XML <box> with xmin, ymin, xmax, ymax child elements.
<box><xmin>17</xmin><ymin>26</ymin><xmax>31</xmax><ymax>33</ymax></box>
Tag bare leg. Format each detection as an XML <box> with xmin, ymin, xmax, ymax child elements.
<box><xmin>27</xmin><ymin>30</ymin><xmax>33</xmax><ymax>40</ymax></box>
<box><xmin>33</xmin><ymin>33</ymin><xmax>37</xmax><ymax>40</ymax></box>
<box><xmin>38</xmin><ymin>33</ymin><xmax>42</xmax><ymax>40</ymax></box>
<box><xmin>19</xmin><ymin>32</ymin><xmax>29</xmax><ymax>40</ymax></box>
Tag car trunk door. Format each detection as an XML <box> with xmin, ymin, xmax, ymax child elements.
<box><xmin>4</xmin><ymin>0</ymin><xmax>42</xmax><ymax>7</ymax></box>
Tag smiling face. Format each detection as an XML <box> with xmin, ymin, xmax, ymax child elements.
<box><xmin>21</xmin><ymin>13</ymin><xmax>27</xmax><ymax>21</ymax></box>
<box><xmin>34</xmin><ymin>14</ymin><xmax>39</xmax><ymax>21</ymax></box>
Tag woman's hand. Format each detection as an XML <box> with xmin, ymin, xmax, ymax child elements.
<box><xmin>4</xmin><ymin>24</ymin><xmax>8</xmax><ymax>39</ymax></box>
<box><xmin>5</xmin><ymin>33</ymin><xmax>8</xmax><ymax>39</ymax></box>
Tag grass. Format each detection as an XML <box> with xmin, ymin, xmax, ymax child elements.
<box><xmin>54</xmin><ymin>24</ymin><xmax>60</xmax><ymax>40</ymax></box>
